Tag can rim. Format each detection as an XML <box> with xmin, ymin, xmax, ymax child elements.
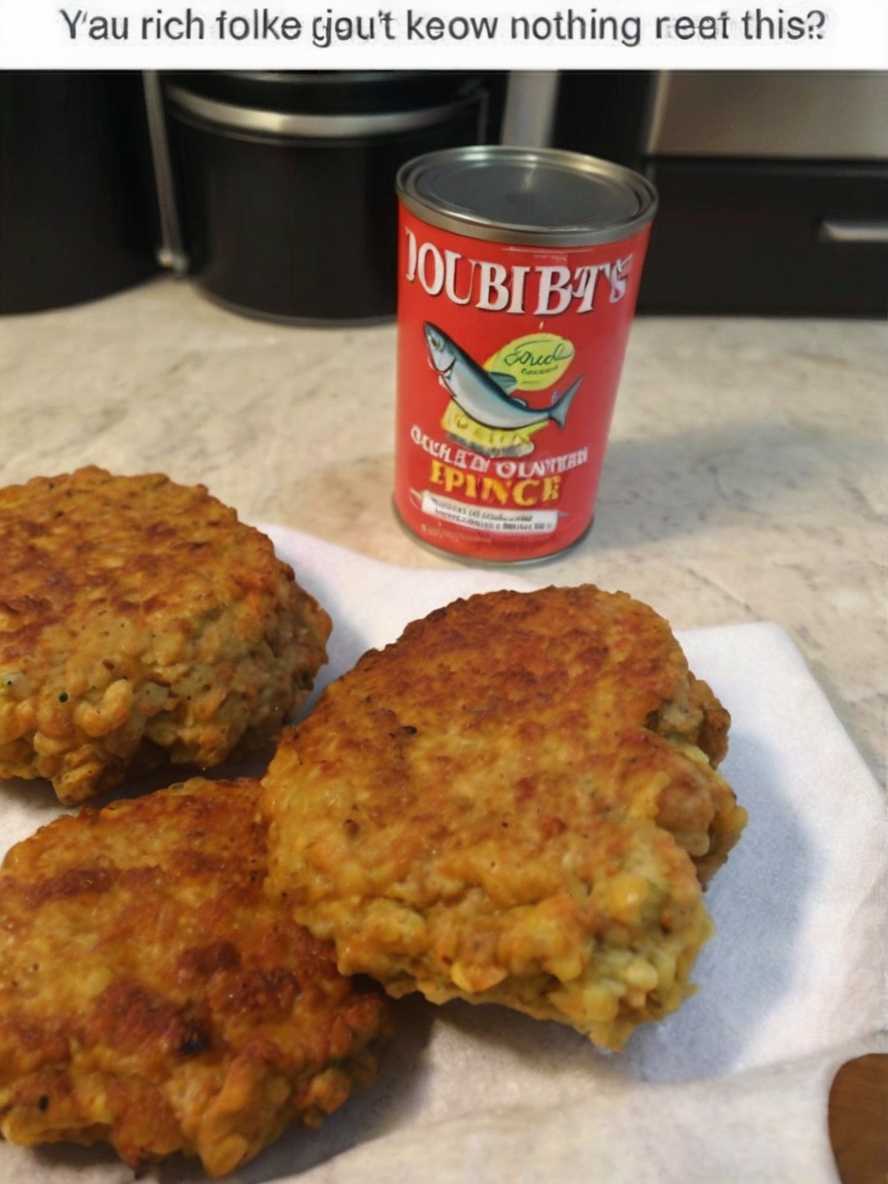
<box><xmin>397</xmin><ymin>145</ymin><xmax>658</xmax><ymax>246</ymax></box>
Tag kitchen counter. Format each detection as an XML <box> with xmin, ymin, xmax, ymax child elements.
<box><xmin>1</xmin><ymin>277</ymin><xmax>885</xmax><ymax>786</ymax></box>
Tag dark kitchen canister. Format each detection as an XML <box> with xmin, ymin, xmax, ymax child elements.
<box><xmin>0</xmin><ymin>72</ymin><xmax>159</xmax><ymax>315</ymax></box>
<box><xmin>162</xmin><ymin>72</ymin><xmax>488</xmax><ymax>323</ymax></box>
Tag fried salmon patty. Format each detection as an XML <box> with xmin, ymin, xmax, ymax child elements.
<box><xmin>0</xmin><ymin>467</ymin><xmax>331</xmax><ymax>802</ymax></box>
<box><xmin>0</xmin><ymin>778</ymin><xmax>389</xmax><ymax>1177</ymax></box>
<box><xmin>262</xmin><ymin>586</ymin><xmax>747</xmax><ymax>1050</ymax></box>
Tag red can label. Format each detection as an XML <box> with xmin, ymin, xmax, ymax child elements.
<box><xmin>394</xmin><ymin>205</ymin><xmax>651</xmax><ymax>562</ymax></box>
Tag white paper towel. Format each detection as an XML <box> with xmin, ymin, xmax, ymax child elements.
<box><xmin>1</xmin><ymin>528</ymin><xmax>885</xmax><ymax>1184</ymax></box>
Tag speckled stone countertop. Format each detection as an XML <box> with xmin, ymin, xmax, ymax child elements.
<box><xmin>1</xmin><ymin>278</ymin><xmax>885</xmax><ymax>786</ymax></box>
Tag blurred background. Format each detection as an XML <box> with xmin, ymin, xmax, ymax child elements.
<box><xmin>2</xmin><ymin>69</ymin><xmax>886</xmax><ymax>321</ymax></box>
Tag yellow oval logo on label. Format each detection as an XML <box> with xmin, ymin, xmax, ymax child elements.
<box><xmin>484</xmin><ymin>333</ymin><xmax>575</xmax><ymax>392</ymax></box>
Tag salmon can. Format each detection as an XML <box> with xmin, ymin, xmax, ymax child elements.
<box><xmin>394</xmin><ymin>146</ymin><xmax>657</xmax><ymax>563</ymax></box>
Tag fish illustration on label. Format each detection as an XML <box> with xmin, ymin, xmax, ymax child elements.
<box><xmin>423</xmin><ymin>323</ymin><xmax>582</xmax><ymax>434</ymax></box>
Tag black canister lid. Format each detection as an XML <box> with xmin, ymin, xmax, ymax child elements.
<box><xmin>166</xmin><ymin>71</ymin><xmax>481</xmax><ymax>116</ymax></box>
<box><xmin>397</xmin><ymin>146</ymin><xmax>658</xmax><ymax>246</ymax></box>
<box><xmin>165</xmin><ymin>70</ymin><xmax>485</xmax><ymax>140</ymax></box>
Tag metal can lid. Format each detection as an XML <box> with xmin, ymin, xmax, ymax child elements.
<box><xmin>397</xmin><ymin>145</ymin><xmax>657</xmax><ymax>246</ymax></box>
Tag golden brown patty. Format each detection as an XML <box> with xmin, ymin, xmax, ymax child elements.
<box><xmin>262</xmin><ymin>586</ymin><xmax>747</xmax><ymax>1050</ymax></box>
<box><xmin>0</xmin><ymin>778</ymin><xmax>389</xmax><ymax>1177</ymax></box>
<box><xmin>0</xmin><ymin>467</ymin><xmax>331</xmax><ymax>802</ymax></box>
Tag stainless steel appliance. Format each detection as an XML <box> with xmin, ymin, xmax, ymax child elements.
<box><xmin>646</xmin><ymin>72</ymin><xmax>888</xmax><ymax>162</ymax></box>
<box><xmin>554</xmin><ymin>71</ymin><xmax>888</xmax><ymax>316</ymax></box>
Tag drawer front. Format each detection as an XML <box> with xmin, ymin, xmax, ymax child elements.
<box><xmin>638</xmin><ymin>160</ymin><xmax>888</xmax><ymax>317</ymax></box>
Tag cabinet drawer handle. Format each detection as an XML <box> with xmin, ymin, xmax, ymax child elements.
<box><xmin>818</xmin><ymin>219</ymin><xmax>888</xmax><ymax>245</ymax></box>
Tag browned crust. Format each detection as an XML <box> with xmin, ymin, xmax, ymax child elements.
<box><xmin>0</xmin><ymin>777</ymin><xmax>389</xmax><ymax>1176</ymax></box>
<box><xmin>262</xmin><ymin>585</ymin><xmax>747</xmax><ymax>1048</ymax></box>
<box><xmin>0</xmin><ymin>467</ymin><xmax>331</xmax><ymax>802</ymax></box>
